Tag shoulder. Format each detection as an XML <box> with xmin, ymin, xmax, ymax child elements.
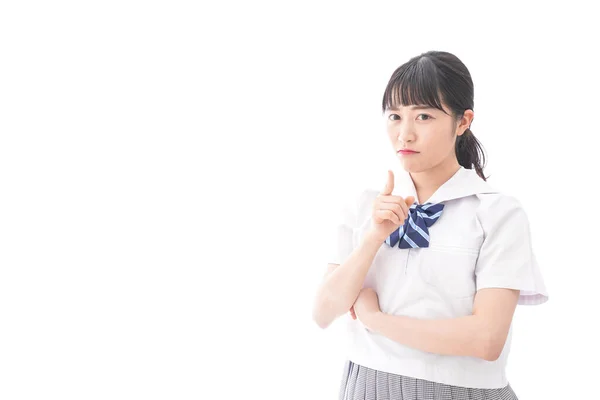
<box><xmin>335</xmin><ymin>172</ymin><xmax>382</xmax><ymax>213</ymax></box>
<box><xmin>327</xmin><ymin>181</ymin><xmax>378</xmax><ymax>229</ymax></box>
<box><xmin>341</xmin><ymin>187</ymin><xmax>378</xmax><ymax>221</ymax></box>
<box><xmin>474</xmin><ymin>192</ymin><xmax>531</xmax><ymax>231</ymax></box>
<box><xmin>475</xmin><ymin>192</ymin><xmax>524</xmax><ymax>212</ymax></box>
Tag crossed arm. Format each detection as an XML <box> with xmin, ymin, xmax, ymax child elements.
<box><xmin>357</xmin><ymin>287</ymin><xmax>520</xmax><ymax>361</ymax></box>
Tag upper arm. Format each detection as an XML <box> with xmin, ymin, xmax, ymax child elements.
<box><xmin>472</xmin><ymin>287</ymin><xmax>520</xmax><ymax>360</ymax></box>
<box><xmin>474</xmin><ymin>194</ymin><xmax>549</xmax><ymax>306</ymax></box>
<box><xmin>325</xmin><ymin>187</ymin><xmax>372</xmax><ymax>266</ymax></box>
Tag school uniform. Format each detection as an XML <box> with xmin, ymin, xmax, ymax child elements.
<box><xmin>327</xmin><ymin>165</ymin><xmax>549</xmax><ymax>400</ymax></box>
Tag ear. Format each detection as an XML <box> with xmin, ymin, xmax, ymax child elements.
<box><xmin>456</xmin><ymin>109</ymin><xmax>474</xmax><ymax>136</ymax></box>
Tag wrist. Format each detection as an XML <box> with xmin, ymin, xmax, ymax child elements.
<box><xmin>364</xmin><ymin>229</ymin><xmax>385</xmax><ymax>246</ymax></box>
<box><xmin>365</xmin><ymin>310</ymin><xmax>385</xmax><ymax>332</ymax></box>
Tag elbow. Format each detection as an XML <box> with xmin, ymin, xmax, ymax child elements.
<box><xmin>481</xmin><ymin>346</ymin><xmax>502</xmax><ymax>362</ymax></box>
<box><xmin>313</xmin><ymin>312</ymin><xmax>331</xmax><ymax>330</ymax></box>
<box><xmin>312</xmin><ymin>304</ymin><xmax>332</xmax><ymax>329</ymax></box>
<box><xmin>311</xmin><ymin>293</ymin><xmax>340</xmax><ymax>330</ymax></box>
<box><xmin>479</xmin><ymin>333</ymin><xmax>507</xmax><ymax>362</ymax></box>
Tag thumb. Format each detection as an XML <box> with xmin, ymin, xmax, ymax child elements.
<box><xmin>381</xmin><ymin>170</ymin><xmax>394</xmax><ymax>195</ymax></box>
<box><xmin>404</xmin><ymin>196</ymin><xmax>415</xmax><ymax>207</ymax></box>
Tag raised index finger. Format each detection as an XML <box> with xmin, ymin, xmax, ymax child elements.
<box><xmin>380</xmin><ymin>170</ymin><xmax>394</xmax><ymax>196</ymax></box>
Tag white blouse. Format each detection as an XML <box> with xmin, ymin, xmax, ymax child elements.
<box><xmin>327</xmin><ymin>166</ymin><xmax>549</xmax><ymax>389</ymax></box>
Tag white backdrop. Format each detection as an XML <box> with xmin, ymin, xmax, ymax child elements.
<box><xmin>1</xmin><ymin>1</ymin><xmax>598</xmax><ymax>399</ymax></box>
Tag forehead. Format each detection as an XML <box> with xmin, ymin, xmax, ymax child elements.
<box><xmin>386</xmin><ymin>104</ymin><xmax>447</xmax><ymax>113</ymax></box>
<box><xmin>388</xmin><ymin>105</ymin><xmax>436</xmax><ymax>111</ymax></box>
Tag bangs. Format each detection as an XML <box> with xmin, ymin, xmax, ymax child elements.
<box><xmin>382</xmin><ymin>57</ymin><xmax>447</xmax><ymax>114</ymax></box>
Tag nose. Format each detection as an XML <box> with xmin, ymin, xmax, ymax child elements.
<box><xmin>397</xmin><ymin>122</ymin><xmax>416</xmax><ymax>144</ymax></box>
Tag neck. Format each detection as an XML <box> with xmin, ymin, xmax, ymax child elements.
<box><xmin>410</xmin><ymin>158</ymin><xmax>461</xmax><ymax>204</ymax></box>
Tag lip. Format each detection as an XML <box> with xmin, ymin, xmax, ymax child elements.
<box><xmin>398</xmin><ymin>149</ymin><xmax>418</xmax><ymax>154</ymax></box>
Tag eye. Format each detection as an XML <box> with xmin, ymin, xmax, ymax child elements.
<box><xmin>417</xmin><ymin>114</ymin><xmax>433</xmax><ymax>121</ymax></box>
<box><xmin>388</xmin><ymin>114</ymin><xmax>400</xmax><ymax>121</ymax></box>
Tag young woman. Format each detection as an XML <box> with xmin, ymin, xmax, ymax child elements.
<box><xmin>312</xmin><ymin>51</ymin><xmax>549</xmax><ymax>400</ymax></box>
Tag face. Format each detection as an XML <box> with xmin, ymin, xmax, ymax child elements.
<box><xmin>385</xmin><ymin>102</ymin><xmax>473</xmax><ymax>173</ymax></box>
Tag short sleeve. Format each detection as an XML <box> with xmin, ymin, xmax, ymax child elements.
<box><xmin>325</xmin><ymin>188</ymin><xmax>364</xmax><ymax>266</ymax></box>
<box><xmin>475</xmin><ymin>195</ymin><xmax>549</xmax><ymax>305</ymax></box>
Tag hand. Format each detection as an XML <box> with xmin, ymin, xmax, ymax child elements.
<box><xmin>352</xmin><ymin>287</ymin><xmax>382</xmax><ymax>329</ymax></box>
<box><xmin>367</xmin><ymin>170</ymin><xmax>415</xmax><ymax>242</ymax></box>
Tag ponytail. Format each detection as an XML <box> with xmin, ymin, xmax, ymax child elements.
<box><xmin>456</xmin><ymin>128</ymin><xmax>488</xmax><ymax>181</ymax></box>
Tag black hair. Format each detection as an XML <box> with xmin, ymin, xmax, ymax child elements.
<box><xmin>381</xmin><ymin>51</ymin><xmax>488</xmax><ymax>181</ymax></box>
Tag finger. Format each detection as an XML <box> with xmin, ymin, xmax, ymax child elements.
<box><xmin>380</xmin><ymin>170</ymin><xmax>394</xmax><ymax>196</ymax></box>
<box><xmin>378</xmin><ymin>195</ymin><xmax>410</xmax><ymax>203</ymax></box>
<box><xmin>378</xmin><ymin>195</ymin><xmax>410</xmax><ymax>219</ymax></box>
<box><xmin>377</xmin><ymin>204</ymin><xmax>405</xmax><ymax>224</ymax></box>
<box><xmin>375</xmin><ymin>209</ymin><xmax>401</xmax><ymax>225</ymax></box>
<box><xmin>386</xmin><ymin>210</ymin><xmax>402</xmax><ymax>225</ymax></box>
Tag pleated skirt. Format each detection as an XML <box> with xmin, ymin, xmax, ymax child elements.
<box><xmin>339</xmin><ymin>360</ymin><xmax>519</xmax><ymax>400</ymax></box>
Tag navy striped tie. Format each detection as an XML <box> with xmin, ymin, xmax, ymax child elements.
<box><xmin>385</xmin><ymin>202</ymin><xmax>445</xmax><ymax>249</ymax></box>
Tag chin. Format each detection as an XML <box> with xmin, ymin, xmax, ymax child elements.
<box><xmin>399</xmin><ymin>160</ymin><xmax>427</xmax><ymax>174</ymax></box>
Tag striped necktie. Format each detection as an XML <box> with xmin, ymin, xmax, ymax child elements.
<box><xmin>385</xmin><ymin>202</ymin><xmax>445</xmax><ymax>249</ymax></box>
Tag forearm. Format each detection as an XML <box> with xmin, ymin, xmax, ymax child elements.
<box><xmin>367</xmin><ymin>312</ymin><xmax>494</xmax><ymax>360</ymax></box>
<box><xmin>313</xmin><ymin>232</ymin><xmax>383</xmax><ymax>328</ymax></box>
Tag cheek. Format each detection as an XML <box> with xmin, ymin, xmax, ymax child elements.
<box><xmin>416</xmin><ymin>133</ymin><xmax>454</xmax><ymax>164</ymax></box>
<box><xmin>386</xmin><ymin>128</ymin><xmax>397</xmax><ymax>143</ymax></box>
<box><xmin>424</xmin><ymin>127</ymin><xmax>454</xmax><ymax>149</ymax></box>
<box><xmin>385</xmin><ymin>124</ymin><xmax>394</xmax><ymax>136</ymax></box>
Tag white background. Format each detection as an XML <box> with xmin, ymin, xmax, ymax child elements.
<box><xmin>1</xmin><ymin>1</ymin><xmax>598</xmax><ymax>399</ymax></box>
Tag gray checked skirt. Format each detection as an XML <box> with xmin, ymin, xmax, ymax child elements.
<box><xmin>339</xmin><ymin>360</ymin><xmax>519</xmax><ymax>400</ymax></box>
